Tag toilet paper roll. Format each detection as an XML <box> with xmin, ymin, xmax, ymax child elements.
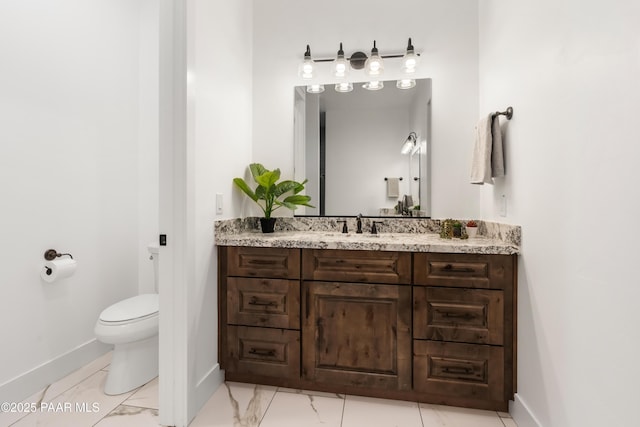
<box><xmin>41</xmin><ymin>258</ymin><xmax>77</xmax><ymax>283</ymax></box>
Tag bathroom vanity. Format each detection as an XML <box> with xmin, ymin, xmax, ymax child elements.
<box><xmin>215</xmin><ymin>218</ymin><xmax>519</xmax><ymax>412</ymax></box>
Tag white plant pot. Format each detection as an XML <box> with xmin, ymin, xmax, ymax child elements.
<box><xmin>466</xmin><ymin>227</ymin><xmax>478</xmax><ymax>238</ymax></box>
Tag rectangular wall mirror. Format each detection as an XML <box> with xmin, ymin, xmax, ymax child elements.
<box><xmin>294</xmin><ymin>78</ymin><xmax>431</xmax><ymax>217</ymax></box>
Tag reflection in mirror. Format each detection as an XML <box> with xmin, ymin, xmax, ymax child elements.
<box><xmin>294</xmin><ymin>78</ymin><xmax>431</xmax><ymax>217</ymax></box>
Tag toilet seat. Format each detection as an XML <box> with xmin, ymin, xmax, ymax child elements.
<box><xmin>99</xmin><ymin>294</ymin><xmax>158</xmax><ymax>323</ymax></box>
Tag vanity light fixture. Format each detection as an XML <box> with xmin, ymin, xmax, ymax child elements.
<box><xmin>335</xmin><ymin>82</ymin><xmax>353</xmax><ymax>93</ymax></box>
<box><xmin>307</xmin><ymin>84</ymin><xmax>325</xmax><ymax>93</ymax></box>
<box><xmin>298</xmin><ymin>39</ymin><xmax>421</xmax><ymax>92</ymax></box>
<box><xmin>299</xmin><ymin>45</ymin><xmax>315</xmax><ymax>80</ymax></box>
<box><xmin>363</xmin><ymin>80</ymin><xmax>384</xmax><ymax>91</ymax></box>
<box><xmin>334</xmin><ymin>42</ymin><xmax>349</xmax><ymax>78</ymax></box>
<box><xmin>364</xmin><ymin>40</ymin><xmax>384</xmax><ymax>76</ymax></box>
<box><xmin>401</xmin><ymin>132</ymin><xmax>418</xmax><ymax>155</ymax></box>
<box><xmin>401</xmin><ymin>38</ymin><xmax>420</xmax><ymax>74</ymax></box>
<box><xmin>396</xmin><ymin>78</ymin><xmax>416</xmax><ymax>90</ymax></box>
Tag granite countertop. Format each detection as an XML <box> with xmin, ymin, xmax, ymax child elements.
<box><xmin>214</xmin><ymin>217</ymin><xmax>520</xmax><ymax>255</ymax></box>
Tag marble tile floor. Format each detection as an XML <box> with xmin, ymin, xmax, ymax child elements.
<box><xmin>1</xmin><ymin>353</ymin><xmax>517</xmax><ymax>427</ymax></box>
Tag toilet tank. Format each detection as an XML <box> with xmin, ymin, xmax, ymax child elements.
<box><xmin>147</xmin><ymin>243</ymin><xmax>160</xmax><ymax>292</ymax></box>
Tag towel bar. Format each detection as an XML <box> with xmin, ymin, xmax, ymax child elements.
<box><xmin>384</xmin><ymin>177</ymin><xmax>403</xmax><ymax>181</ymax></box>
<box><xmin>494</xmin><ymin>106</ymin><xmax>513</xmax><ymax>120</ymax></box>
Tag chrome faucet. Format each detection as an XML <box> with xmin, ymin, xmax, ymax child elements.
<box><xmin>356</xmin><ymin>214</ymin><xmax>363</xmax><ymax>234</ymax></box>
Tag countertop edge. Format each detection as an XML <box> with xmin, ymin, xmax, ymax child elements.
<box><xmin>214</xmin><ymin>231</ymin><xmax>520</xmax><ymax>255</ymax></box>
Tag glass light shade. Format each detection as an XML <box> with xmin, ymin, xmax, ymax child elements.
<box><xmin>365</xmin><ymin>55</ymin><xmax>384</xmax><ymax>76</ymax></box>
<box><xmin>401</xmin><ymin>132</ymin><xmax>417</xmax><ymax>154</ymax></box>
<box><xmin>401</xmin><ymin>140</ymin><xmax>414</xmax><ymax>154</ymax></box>
<box><xmin>299</xmin><ymin>58</ymin><xmax>314</xmax><ymax>80</ymax></box>
<box><xmin>365</xmin><ymin>40</ymin><xmax>384</xmax><ymax>76</ymax></box>
<box><xmin>334</xmin><ymin>57</ymin><xmax>349</xmax><ymax>78</ymax></box>
<box><xmin>362</xmin><ymin>81</ymin><xmax>384</xmax><ymax>91</ymax></box>
<box><xmin>299</xmin><ymin>45</ymin><xmax>315</xmax><ymax>80</ymax></box>
<box><xmin>334</xmin><ymin>43</ymin><xmax>349</xmax><ymax>78</ymax></box>
<box><xmin>401</xmin><ymin>38</ymin><xmax>420</xmax><ymax>74</ymax></box>
<box><xmin>335</xmin><ymin>82</ymin><xmax>353</xmax><ymax>93</ymax></box>
<box><xmin>401</xmin><ymin>52</ymin><xmax>419</xmax><ymax>74</ymax></box>
<box><xmin>306</xmin><ymin>84</ymin><xmax>325</xmax><ymax>94</ymax></box>
<box><xmin>396</xmin><ymin>79</ymin><xmax>416</xmax><ymax>90</ymax></box>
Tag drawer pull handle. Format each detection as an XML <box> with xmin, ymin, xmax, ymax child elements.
<box><xmin>248</xmin><ymin>297</ymin><xmax>277</xmax><ymax>307</ymax></box>
<box><xmin>249</xmin><ymin>348</ymin><xmax>276</xmax><ymax>357</ymax></box>
<box><xmin>443</xmin><ymin>264</ymin><xmax>474</xmax><ymax>273</ymax></box>
<box><xmin>442</xmin><ymin>366</ymin><xmax>473</xmax><ymax>375</ymax></box>
<box><xmin>248</xmin><ymin>259</ymin><xmax>277</xmax><ymax>265</ymax></box>
<box><xmin>441</xmin><ymin>311</ymin><xmax>474</xmax><ymax>320</ymax></box>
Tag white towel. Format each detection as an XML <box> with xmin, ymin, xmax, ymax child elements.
<box><xmin>387</xmin><ymin>178</ymin><xmax>400</xmax><ymax>198</ymax></box>
<box><xmin>470</xmin><ymin>113</ymin><xmax>494</xmax><ymax>184</ymax></box>
<box><xmin>491</xmin><ymin>114</ymin><xmax>505</xmax><ymax>178</ymax></box>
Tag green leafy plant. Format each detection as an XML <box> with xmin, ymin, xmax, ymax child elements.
<box><xmin>233</xmin><ymin>163</ymin><xmax>314</xmax><ymax>219</ymax></box>
<box><xmin>440</xmin><ymin>219</ymin><xmax>454</xmax><ymax>239</ymax></box>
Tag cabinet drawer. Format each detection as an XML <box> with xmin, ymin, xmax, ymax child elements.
<box><xmin>414</xmin><ymin>287</ymin><xmax>503</xmax><ymax>345</ymax></box>
<box><xmin>414</xmin><ymin>253</ymin><xmax>514</xmax><ymax>289</ymax></box>
<box><xmin>414</xmin><ymin>340</ymin><xmax>504</xmax><ymax>402</ymax></box>
<box><xmin>226</xmin><ymin>326</ymin><xmax>300</xmax><ymax>380</ymax></box>
<box><xmin>227</xmin><ymin>277</ymin><xmax>300</xmax><ymax>329</ymax></box>
<box><xmin>303</xmin><ymin>249</ymin><xmax>411</xmax><ymax>284</ymax></box>
<box><xmin>227</xmin><ymin>247</ymin><xmax>300</xmax><ymax>279</ymax></box>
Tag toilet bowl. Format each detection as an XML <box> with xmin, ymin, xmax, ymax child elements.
<box><xmin>94</xmin><ymin>244</ymin><xmax>159</xmax><ymax>395</ymax></box>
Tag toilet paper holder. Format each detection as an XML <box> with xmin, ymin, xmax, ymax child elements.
<box><xmin>44</xmin><ymin>249</ymin><xmax>74</xmax><ymax>261</ymax></box>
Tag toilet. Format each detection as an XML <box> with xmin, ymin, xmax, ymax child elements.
<box><xmin>94</xmin><ymin>243</ymin><xmax>159</xmax><ymax>395</ymax></box>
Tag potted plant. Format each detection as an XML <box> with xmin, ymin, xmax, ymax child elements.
<box><xmin>465</xmin><ymin>220</ymin><xmax>478</xmax><ymax>238</ymax></box>
<box><xmin>233</xmin><ymin>163</ymin><xmax>313</xmax><ymax>233</ymax></box>
<box><xmin>452</xmin><ymin>220</ymin><xmax>463</xmax><ymax>237</ymax></box>
<box><xmin>439</xmin><ymin>219</ymin><xmax>455</xmax><ymax>239</ymax></box>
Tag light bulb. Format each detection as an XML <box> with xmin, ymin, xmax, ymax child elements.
<box><xmin>396</xmin><ymin>79</ymin><xmax>416</xmax><ymax>90</ymax></box>
<box><xmin>335</xmin><ymin>82</ymin><xmax>353</xmax><ymax>93</ymax></box>
<box><xmin>306</xmin><ymin>84</ymin><xmax>325</xmax><ymax>93</ymax></box>
<box><xmin>363</xmin><ymin>81</ymin><xmax>384</xmax><ymax>91</ymax></box>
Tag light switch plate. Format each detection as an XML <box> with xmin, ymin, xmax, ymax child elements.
<box><xmin>499</xmin><ymin>194</ymin><xmax>507</xmax><ymax>217</ymax></box>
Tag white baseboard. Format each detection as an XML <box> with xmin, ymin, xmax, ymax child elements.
<box><xmin>0</xmin><ymin>338</ymin><xmax>111</xmax><ymax>403</ymax></box>
<box><xmin>190</xmin><ymin>363</ymin><xmax>223</xmax><ymax>422</ymax></box>
<box><xmin>511</xmin><ymin>393</ymin><xmax>543</xmax><ymax>427</ymax></box>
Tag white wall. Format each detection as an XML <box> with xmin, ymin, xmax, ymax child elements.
<box><xmin>253</xmin><ymin>0</ymin><xmax>480</xmax><ymax>218</ymax></box>
<box><xmin>187</xmin><ymin>0</ymin><xmax>254</xmax><ymax>421</ymax></box>
<box><xmin>478</xmin><ymin>1</ymin><xmax>640</xmax><ymax>426</ymax></box>
<box><xmin>137</xmin><ymin>0</ymin><xmax>160</xmax><ymax>294</ymax></box>
<box><xmin>0</xmin><ymin>0</ymin><xmax>153</xmax><ymax>401</ymax></box>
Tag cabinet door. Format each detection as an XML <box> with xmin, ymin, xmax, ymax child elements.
<box><xmin>302</xmin><ymin>281</ymin><xmax>412</xmax><ymax>390</ymax></box>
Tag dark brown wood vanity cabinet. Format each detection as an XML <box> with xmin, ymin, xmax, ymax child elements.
<box><xmin>219</xmin><ymin>246</ymin><xmax>517</xmax><ymax>411</ymax></box>
<box><xmin>301</xmin><ymin>249</ymin><xmax>412</xmax><ymax>391</ymax></box>
<box><xmin>413</xmin><ymin>253</ymin><xmax>517</xmax><ymax>410</ymax></box>
<box><xmin>220</xmin><ymin>246</ymin><xmax>301</xmax><ymax>380</ymax></box>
